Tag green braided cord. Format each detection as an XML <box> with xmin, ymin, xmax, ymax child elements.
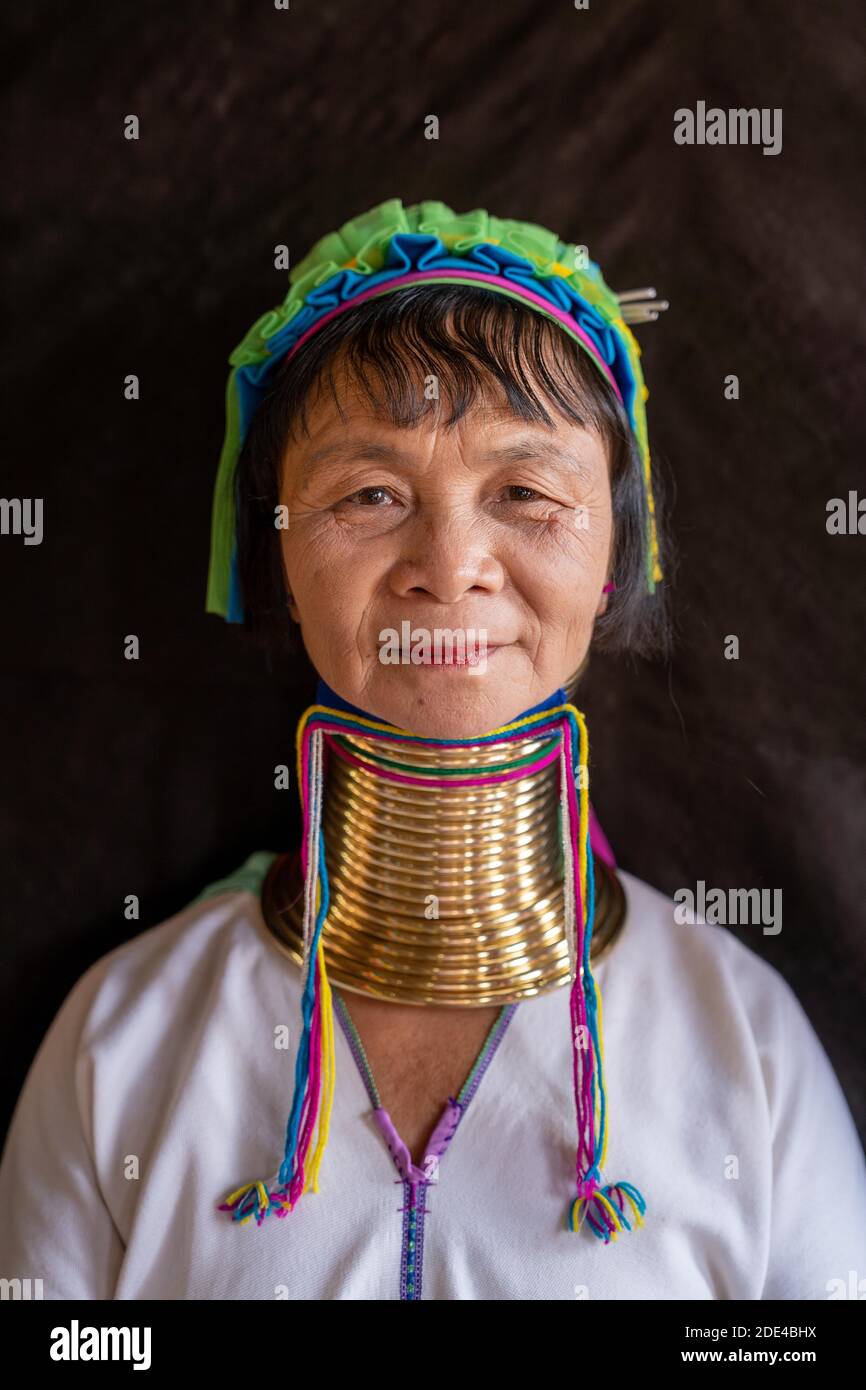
<box><xmin>206</xmin><ymin>199</ymin><xmax>660</xmax><ymax>618</ymax></box>
<box><xmin>456</xmin><ymin>1005</ymin><xmax>516</xmax><ymax>1104</ymax></box>
<box><xmin>331</xmin><ymin>732</ymin><xmax>561</xmax><ymax>778</ymax></box>
<box><xmin>332</xmin><ymin>990</ymin><xmax>381</xmax><ymax>1107</ymax></box>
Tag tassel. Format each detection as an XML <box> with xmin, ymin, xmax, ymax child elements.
<box><xmin>561</xmin><ymin>704</ymin><xmax>647</xmax><ymax>1241</ymax></box>
<box><xmin>217</xmin><ymin>715</ymin><xmax>337</xmax><ymax>1225</ymax></box>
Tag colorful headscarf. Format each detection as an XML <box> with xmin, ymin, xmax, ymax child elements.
<box><xmin>205</xmin><ymin>198</ymin><xmax>665</xmax><ymax>622</ymax></box>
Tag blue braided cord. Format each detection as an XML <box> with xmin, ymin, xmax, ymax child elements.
<box><xmin>273</xmin><ymin>695</ymin><xmax>573</xmax><ymax>1184</ymax></box>
<box><xmin>301</xmin><ymin>704</ymin><xmax>570</xmax><ymax>752</ymax></box>
<box><xmin>278</xmin><ymin>823</ymin><xmax>331</xmax><ymax>1185</ymax></box>
<box><xmin>314</xmin><ymin>675</ymin><xmax>567</xmax><ymax>725</ymax></box>
<box><xmin>615</xmin><ymin>1181</ymin><xmax>647</xmax><ymax>1216</ymax></box>
<box><xmin>276</xmin><ymin>692</ymin><xmax>573</xmax><ymax>1188</ymax></box>
<box><xmin>583</xmin><ymin>835</ymin><xmax>608</xmax><ymax>1172</ymax></box>
<box><xmin>585</xmin><ymin>1205</ymin><xmax>608</xmax><ymax>1240</ymax></box>
<box><xmin>568</xmin><ymin>719</ymin><xmax>647</xmax><ymax>1222</ymax></box>
<box><xmin>562</xmin><ymin>707</ymin><xmax>608</xmax><ymax>1175</ymax></box>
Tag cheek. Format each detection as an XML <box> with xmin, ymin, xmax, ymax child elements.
<box><xmin>279</xmin><ymin>520</ymin><xmax>384</xmax><ymax>628</ymax></box>
<box><xmin>501</xmin><ymin>525</ymin><xmax>609</xmax><ymax>670</ymax></box>
<box><xmin>506</xmin><ymin>500</ymin><xmax>611</xmax><ymax>608</ymax></box>
<box><xmin>281</xmin><ymin>528</ymin><xmax>327</xmax><ymax>592</ymax></box>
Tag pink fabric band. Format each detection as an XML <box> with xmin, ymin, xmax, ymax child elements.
<box><xmin>281</xmin><ymin>268</ymin><xmax>624</xmax><ymax>405</ymax></box>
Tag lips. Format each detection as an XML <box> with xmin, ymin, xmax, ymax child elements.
<box><xmin>426</xmin><ymin>644</ymin><xmax>498</xmax><ymax>666</ymax></box>
<box><xmin>411</xmin><ymin>644</ymin><xmax>503</xmax><ymax>669</ymax></box>
<box><xmin>375</xmin><ymin>623</ymin><xmax>511</xmax><ymax>669</ymax></box>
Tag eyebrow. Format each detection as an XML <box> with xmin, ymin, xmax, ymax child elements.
<box><xmin>299</xmin><ymin>435</ymin><xmax>597</xmax><ymax>487</ymax></box>
<box><xmin>479</xmin><ymin>439</ymin><xmax>595</xmax><ymax>474</ymax></box>
<box><xmin>301</xmin><ymin>440</ymin><xmax>404</xmax><ymax>485</ymax></box>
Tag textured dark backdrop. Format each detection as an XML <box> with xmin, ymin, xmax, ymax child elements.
<box><xmin>2</xmin><ymin>0</ymin><xmax>865</xmax><ymax>1147</ymax></box>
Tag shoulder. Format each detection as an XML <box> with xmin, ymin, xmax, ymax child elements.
<box><xmin>0</xmin><ymin>852</ymin><xmax>286</xmax><ymax>1296</ymax></box>
<box><xmin>614</xmin><ymin>864</ymin><xmax>866</xmax><ymax>1182</ymax></box>
<box><xmin>615</xmin><ymin>865</ymin><xmax>811</xmax><ymax>1027</ymax></box>
<box><xmin>611</xmin><ymin>867</ymin><xmax>866</xmax><ymax>1293</ymax></box>
<box><xmin>609</xmin><ymin>864</ymin><xmax>863</xmax><ymax>1143</ymax></box>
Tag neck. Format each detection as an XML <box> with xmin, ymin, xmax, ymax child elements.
<box><xmin>312</xmin><ymin>676</ymin><xmax>572</xmax><ymax>734</ymax></box>
<box><xmin>259</xmin><ymin>679</ymin><xmax>626</xmax><ymax>1005</ymax></box>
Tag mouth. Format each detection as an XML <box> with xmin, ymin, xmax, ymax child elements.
<box><xmin>375</xmin><ymin>626</ymin><xmax>513</xmax><ymax>672</ymax></box>
<box><xmin>410</xmin><ymin>643</ymin><xmax>507</xmax><ymax>672</ymax></box>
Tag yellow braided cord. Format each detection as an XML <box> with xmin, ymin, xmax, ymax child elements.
<box><xmin>592</xmin><ymin>1189</ymin><xmax>624</xmax><ymax>1235</ymax></box>
<box><xmin>290</xmin><ymin>719</ymin><xmax>335</xmax><ymax>1197</ymax></box>
<box><xmin>222</xmin><ymin>1181</ymin><xmax>259</xmax><ymax>1209</ymax></box>
<box><xmin>305</xmin><ymin>936</ymin><xmax>336</xmax><ymax>1194</ymax></box>
<box><xmin>621</xmin><ymin>1189</ymin><xmax>646</xmax><ymax>1230</ymax></box>
<box><xmin>566</xmin><ymin>704</ymin><xmax>590</xmax><ymax>946</ymax></box>
<box><xmin>294</xmin><ymin>700</ymin><xmax>606</xmax><ymax>1209</ymax></box>
<box><xmin>296</xmin><ymin>699</ymin><xmax>585</xmax><ymax>747</ymax></box>
<box><xmin>561</xmin><ymin>702</ymin><xmax>590</xmax><ymax>984</ymax></box>
<box><xmin>570</xmin><ymin>1186</ymin><xmax>633</xmax><ymax>1241</ymax></box>
<box><xmin>295</xmin><ymin>705</ymin><xmax>312</xmax><ymax>795</ymax></box>
<box><xmin>563</xmin><ymin>702</ymin><xmax>613</xmax><ymax>1175</ymax></box>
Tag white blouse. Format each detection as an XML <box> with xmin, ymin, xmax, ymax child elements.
<box><xmin>1</xmin><ymin>851</ymin><xmax>865</xmax><ymax>1301</ymax></box>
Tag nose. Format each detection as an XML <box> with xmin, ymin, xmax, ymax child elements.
<box><xmin>388</xmin><ymin>508</ymin><xmax>505</xmax><ymax>605</ymax></box>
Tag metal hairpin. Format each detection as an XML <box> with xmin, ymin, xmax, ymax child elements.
<box><xmin>614</xmin><ymin>287</ymin><xmax>670</xmax><ymax>324</ymax></box>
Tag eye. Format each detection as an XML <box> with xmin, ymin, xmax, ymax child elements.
<box><xmin>502</xmin><ymin>484</ymin><xmax>546</xmax><ymax>502</ymax></box>
<box><xmin>344</xmin><ymin>485</ymin><xmax>396</xmax><ymax>506</ymax></box>
<box><xmin>497</xmin><ymin>483</ymin><xmax>553</xmax><ymax>505</ymax></box>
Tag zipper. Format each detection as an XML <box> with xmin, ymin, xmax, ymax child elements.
<box><xmin>333</xmin><ymin>990</ymin><xmax>519</xmax><ymax>1300</ymax></box>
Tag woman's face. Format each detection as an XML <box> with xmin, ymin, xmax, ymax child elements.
<box><xmin>278</xmin><ymin>355</ymin><xmax>613</xmax><ymax>738</ymax></box>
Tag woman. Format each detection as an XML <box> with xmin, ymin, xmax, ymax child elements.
<box><xmin>2</xmin><ymin>199</ymin><xmax>865</xmax><ymax>1300</ymax></box>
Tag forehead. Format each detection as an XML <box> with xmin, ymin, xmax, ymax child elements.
<box><xmin>289</xmin><ymin>349</ymin><xmax>602</xmax><ymax>451</ymax></box>
<box><xmin>285</xmin><ymin>380</ymin><xmax>608</xmax><ymax>498</ymax></box>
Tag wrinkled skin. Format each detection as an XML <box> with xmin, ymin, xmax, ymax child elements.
<box><xmin>278</xmin><ymin>357</ymin><xmax>612</xmax><ymax>738</ymax></box>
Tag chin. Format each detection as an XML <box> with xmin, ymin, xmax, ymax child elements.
<box><xmin>365</xmin><ymin>671</ymin><xmax>543</xmax><ymax>741</ymax></box>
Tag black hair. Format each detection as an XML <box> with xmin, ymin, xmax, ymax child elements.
<box><xmin>233</xmin><ymin>283</ymin><xmax>674</xmax><ymax>663</ymax></box>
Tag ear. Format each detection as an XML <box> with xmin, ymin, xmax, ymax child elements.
<box><xmin>286</xmin><ymin>591</ymin><xmax>301</xmax><ymax>623</ymax></box>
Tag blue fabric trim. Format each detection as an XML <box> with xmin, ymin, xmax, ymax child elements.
<box><xmin>226</xmin><ymin>540</ymin><xmax>244</xmax><ymax>622</ymax></box>
<box><xmin>235</xmin><ymin>233</ymin><xmax>638</xmax><ymax>447</ymax></box>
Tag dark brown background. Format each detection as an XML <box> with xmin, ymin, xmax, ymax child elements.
<box><xmin>2</xmin><ymin>0</ymin><xmax>864</xmax><ymax>1147</ymax></box>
